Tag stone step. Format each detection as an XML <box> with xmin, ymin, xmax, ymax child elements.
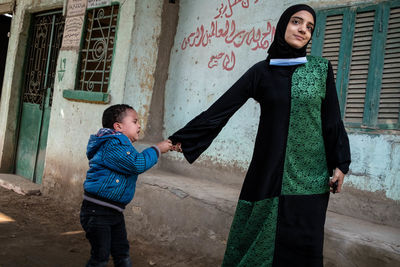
<box><xmin>325</xmin><ymin>211</ymin><xmax>400</xmax><ymax>266</ymax></box>
<box><xmin>0</xmin><ymin>173</ymin><xmax>41</xmax><ymax>195</ymax></box>
<box><xmin>132</xmin><ymin>169</ymin><xmax>400</xmax><ymax>266</ymax></box>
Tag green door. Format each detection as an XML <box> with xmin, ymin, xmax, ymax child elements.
<box><xmin>15</xmin><ymin>11</ymin><xmax>65</xmax><ymax>184</ymax></box>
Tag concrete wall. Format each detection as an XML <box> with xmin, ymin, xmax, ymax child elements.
<box><xmin>163</xmin><ymin>0</ymin><xmax>280</xmax><ymax>184</ymax></box>
<box><xmin>0</xmin><ymin>0</ymin><xmax>398</xmax><ymax>261</ymax></box>
<box><xmin>42</xmin><ymin>0</ymin><xmax>166</xmax><ymax>203</ymax></box>
<box><xmin>124</xmin><ymin>1</ymin><xmax>163</xmax><ymax>132</ymax></box>
<box><xmin>0</xmin><ymin>0</ymin><xmax>65</xmax><ymax>173</ymax></box>
<box><xmin>0</xmin><ymin>0</ymin><xmax>395</xmax><ymax>226</ymax></box>
<box><xmin>0</xmin><ymin>0</ymin><xmax>181</xmax><ymax>203</ymax></box>
<box><xmin>0</xmin><ymin>0</ymin><xmax>166</xmax><ymax>202</ymax></box>
<box><xmin>162</xmin><ymin>0</ymin><xmax>400</xmax><ymax>226</ymax></box>
<box><xmin>329</xmin><ymin>133</ymin><xmax>400</xmax><ymax>227</ymax></box>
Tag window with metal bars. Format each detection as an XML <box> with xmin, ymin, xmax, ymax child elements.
<box><xmin>309</xmin><ymin>1</ymin><xmax>400</xmax><ymax>130</ymax></box>
<box><xmin>77</xmin><ymin>4</ymin><xmax>119</xmax><ymax>93</ymax></box>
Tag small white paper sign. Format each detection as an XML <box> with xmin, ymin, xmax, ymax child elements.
<box><xmin>61</xmin><ymin>16</ymin><xmax>84</xmax><ymax>50</ymax></box>
<box><xmin>88</xmin><ymin>0</ymin><xmax>111</xmax><ymax>8</ymax></box>
<box><xmin>67</xmin><ymin>0</ymin><xmax>87</xmax><ymax>17</ymax></box>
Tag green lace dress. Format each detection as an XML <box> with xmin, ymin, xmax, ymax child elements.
<box><xmin>169</xmin><ymin>56</ymin><xmax>351</xmax><ymax>267</ymax></box>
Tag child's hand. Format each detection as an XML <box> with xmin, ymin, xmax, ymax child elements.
<box><xmin>156</xmin><ymin>139</ymin><xmax>173</xmax><ymax>154</ymax></box>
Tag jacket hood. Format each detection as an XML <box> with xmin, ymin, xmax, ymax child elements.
<box><xmin>86</xmin><ymin>128</ymin><xmax>123</xmax><ymax>160</ymax></box>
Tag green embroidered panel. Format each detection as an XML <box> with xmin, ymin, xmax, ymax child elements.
<box><xmin>222</xmin><ymin>198</ymin><xmax>279</xmax><ymax>267</ymax></box>
<box><xmin>281</xmin><ymin>56</ymin><xmax>330</xmax><ymax>195</ymax></box>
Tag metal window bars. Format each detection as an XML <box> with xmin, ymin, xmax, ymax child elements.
<box><xmin>79</xmin><ymin>5</ymin><xmax>119</xmax><ymax>93</ymax></box>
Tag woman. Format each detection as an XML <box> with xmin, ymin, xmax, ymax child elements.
<box><xmin>170</xmin><ymin>4</ymin><xmax>350</xmax><ymax>266</ymax></box>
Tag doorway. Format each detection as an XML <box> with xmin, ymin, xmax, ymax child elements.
<box><xmin>15</xmin><ymin>10</ymin><xmax>65</xmax><ymax>183</ymax></box>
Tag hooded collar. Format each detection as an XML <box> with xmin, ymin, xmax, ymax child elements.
<box><xmin>267</xmin><ymin>4</ymin><xmax>316</xmax><ymax>60</ymax></box>
<box><xmin>86</xmin><ymin>128</ymin><xmax>124</xmax><ymax>159</ymax></box>
<box><xmin>96</xmin><ymin>128</ymin><xmax>122</xmax><ymax>137</ymax></box>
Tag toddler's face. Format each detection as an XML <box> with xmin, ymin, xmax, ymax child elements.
<box><xmin>115</xmin><ymin>109</ymin><xmax>141</xmax><ymax>142</ymax></box>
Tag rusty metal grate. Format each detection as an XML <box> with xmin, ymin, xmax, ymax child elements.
<box><xmin>78</xmin><ymin>4</ymin><xmax>119</xmax><ymax>93</ymax></box>
<box><xmin>23</xmin><ymin>12</ymin><xmax>65</xmax><ymax>105</ymax></box>
<box><xmin>47</xmin><ymin>14</ymin><xmax>65</xmax><ymax>106</ymax></box>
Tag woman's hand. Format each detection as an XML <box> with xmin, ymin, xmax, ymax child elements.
<box><xmin>171</xmin><ymin>143</ymin><xmax>182</xmax><ymax>153</ymax></box>
<box><xmin>330</xmin><ymin>168</ymin><xmax>345</xmax><ymax>193</ymax></box>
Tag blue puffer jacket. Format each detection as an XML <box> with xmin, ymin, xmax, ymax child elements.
<box><xmin>83</xmin><ymin>128</ymin><xmax>158</xmax><ymax>205</ymax></box>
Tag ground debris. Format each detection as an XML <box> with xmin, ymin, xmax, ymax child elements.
<box><xmin>0</xmin><ymin>186</ymin><xmax>220</xmax><ymax>267</ymax></box>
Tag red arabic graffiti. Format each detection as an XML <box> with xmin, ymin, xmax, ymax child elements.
<box><xmin>208</xmin><ymin>51</ymin><xmax>235</xmax><ymax>71</ymax></box>
<box><xmin>180</xmin><ymin>0</ymin><xmax>275</xmax><ymax>71</ymax></box>
<box><xmin>214</xmin><ymin>0</ymin><xmax>259</xmax><ymax>19</ymax></box>
<box><xmin>181</xmin><ymin>20</ymin><xmax>275</xmax><ymax>51</ymax></box>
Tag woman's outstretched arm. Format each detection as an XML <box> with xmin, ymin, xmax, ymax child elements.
<box><xmin>169</xmin><ymin>64</ymin><xmax>260</xmax><ymax>163</ymax></box>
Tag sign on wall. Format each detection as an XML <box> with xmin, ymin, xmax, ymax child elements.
<box><xmin>88</xmin><ymin>0</ymin><xmax>111</xmax><ymax>8</ymax></box>
<box><xmin>66</xmin><ymin>0</ymin><xmax>87</xmax><ymax>16</ymax></box>
<box><xmin>61</xmin><ymin>16</ymin><xmax>85</xmax><ymax>50</ymax></box>
<box><xmin>61</xmin><ymin>0</ymin><xmax>87</xmax><ymax>50</ymax></box>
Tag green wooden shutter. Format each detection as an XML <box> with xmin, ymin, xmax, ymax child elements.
<box><xmin>321</xmin><ymin>14</ymin><xmax>343</xmax><ymax>75</ymax></box>
<box><xmin>306</xmin><ymin>39</ymin><xmax>312</xmax><ymax>55</ymax></box>
<box><xmin>344</xmin><ymin>11</ymin><xmax>375</xmax><ymax>123</ymax></box>
<box><xmin>315</xmin><ymin>1</ymin><xmax>400</xmax><ymax>129</ymax></box>
<box><xmin>378</xmin><ymin>7</ymin><xmax>400</xmax><ymax>126</ymax></box>
<box><xmin>308</xmin><ymin>13</ymin><xmax>345</xmax><ymax>72</ymax></box>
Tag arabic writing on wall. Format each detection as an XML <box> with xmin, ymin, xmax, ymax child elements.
<box><xmin>181</xmin><ymin>0</ymin><xmax>275</xmax><ymax>71</ymax></box>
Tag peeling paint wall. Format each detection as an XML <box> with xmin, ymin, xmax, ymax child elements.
<box><xmin>124</xmin><ymin>0</ymin><xmax>163</xmax><ymax>135</ymax></box>
<box><xmin>162</xmin><ymin>0</ymin><xmax>399</xmax><ymax>225</ymax></box>
<box><xmin>0</xmin><ymin>0</ymin><xmax>63</xmax><ymax>173</ymax></box>
<box><xmin>42</xmin><ymin>0</ymin><xmax>140</xmax><ymax>201</ymax></box>
<box><xmin>164</xmin><ymin>0</ymin><xmax>280</xmax><ymax>173</ymax></box>
<box><xmin>0</xmin><ymin>0</ymin><xmax>398</xmax><ymax>259</ymax></box>
<box><xmin>42</xmin><ymin>0</ymin><xmax>167</xmax><ymax>203</ymax></box>
<box><xmin>347</xmin><ymin>134</ymin><xmax>400</xmax><ymax>201</ymax></box>
<box><xmin>0</xmin><ymin>0</ymin><xmax>398</xmax><ymax>232</ymax></box>
<box><xmin>165</xmin><ymin>0</ymin><xmax>371</xmax><ymax>173</ymax></box>
<box><xmin>0</xmin><ymin>0</ymin><xmax>165</xmax><ymax>201</ymax></box>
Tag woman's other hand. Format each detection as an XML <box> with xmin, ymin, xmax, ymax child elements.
<box><xmin>330</xmin><ymin>168</ymin><xmax>345</xmax><ymax>193</ymax></box>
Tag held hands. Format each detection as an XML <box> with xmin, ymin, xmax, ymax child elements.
<box><xmin>155</xmin><ymin>140</ymin><xmax>183</xmax><ymax>154</ymax></box>
<box><xmin>330</xmin><ymin>168</ymin><xmax>345</xmax><ymax>194</ymax></box>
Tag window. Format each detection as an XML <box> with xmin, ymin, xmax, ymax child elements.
<box><xmin>78</xmin><ymin>4</ymin><xmax>119</xmax><ymax>93</ymax></box>
<box><xmin>64</xmin><ymin>4</ymin><xmax>119</xmax><ymax>103</ymax></box>
<box><xmin>310</xmin><ymin>1</ymin><xmax>400</xmax><ymax>130</ymax></box>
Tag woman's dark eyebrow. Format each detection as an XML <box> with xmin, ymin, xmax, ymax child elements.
<box><xmin>291</xmin><ymin>16</ymin><xmax>314</xmax><ymax>27</ymax></box>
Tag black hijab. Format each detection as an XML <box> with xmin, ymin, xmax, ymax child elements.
<box><xmin>267</xmin><ymin>4</ymin><xmax>316</xmax><ymax>59</ymax></box>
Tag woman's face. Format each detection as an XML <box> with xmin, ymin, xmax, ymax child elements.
<box><xmin>284</xmin><ymin>10</ymin><xmax>314</xmax><ymax>49</ymax></box>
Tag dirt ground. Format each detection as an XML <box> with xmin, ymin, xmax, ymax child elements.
<box><xmin>0</xmin><ymin>186</ymin><xmax>220</xmax><ymax>267</ymax></box>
